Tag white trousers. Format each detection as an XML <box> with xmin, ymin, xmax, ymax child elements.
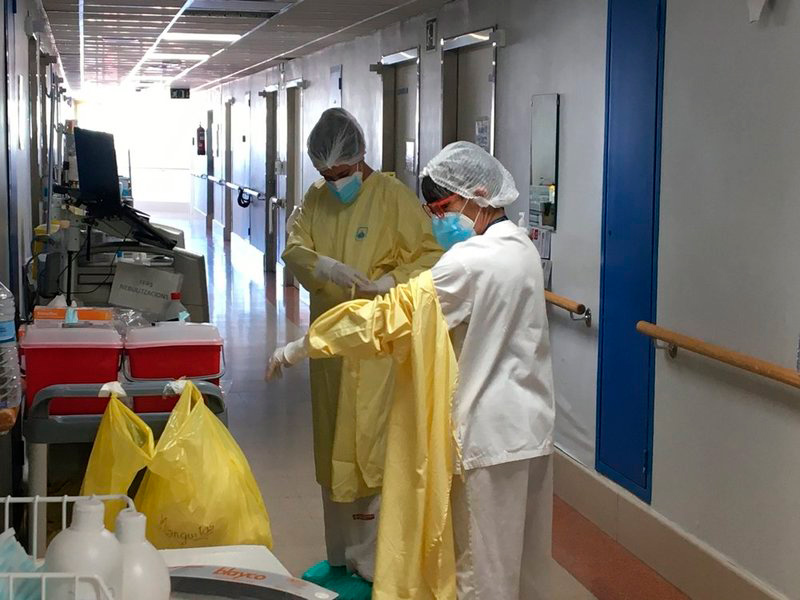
<box><xmin>321</xmin><ymin>489</ymin><xmax>380</xmax><ymax>581</ymax></box>
<box><xmin>451</xmin><ymin>455</ymin><xmax>554</xmax><ymax>600</ymax></box>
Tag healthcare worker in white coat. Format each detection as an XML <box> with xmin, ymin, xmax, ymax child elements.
<box><xmin>280</xmin><ymin>107</ymin><xmax>442</xmax><ymax>585</ymax></box>
<box><xmin>272</xmin><ymin>141</ymin><xmax>555</xmax><ymax>599</ymax></box>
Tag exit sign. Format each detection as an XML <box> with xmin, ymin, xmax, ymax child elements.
<box><xmin>170</xmin><ymin>88</ymin><xmax>190</xmax><ymax>99</ymax></box>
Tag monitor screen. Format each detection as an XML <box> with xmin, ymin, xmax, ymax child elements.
<box><xmin>74</xmin><ymin>127</ymin><xmax>122</xmax><ymax>217</ymax></box>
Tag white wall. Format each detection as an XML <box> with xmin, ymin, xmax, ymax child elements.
<box><xmin>654</xmin><ymin>0</ymin><xmax>800</xmax><ymax>595</ymax></box>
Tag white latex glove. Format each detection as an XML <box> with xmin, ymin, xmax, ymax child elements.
<box><xmin>355</xmin><ymin>274</ymin><xmax>395</xmax><ymax>299</ymax></box>
<box><xmin>267</xmin><ymin>336</ymin><xmax>309</xmax><ymax>380</ymax></box>
<box><xmin>314</xmin><ymin>256</ymin><xmax>371</xmax><ymax>290</ymax></box>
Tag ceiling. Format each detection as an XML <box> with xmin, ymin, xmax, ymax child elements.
<box><xmin>41</xmin><ymin>0</ymin><xmax>448</xmax><ymax>92</ymax></box>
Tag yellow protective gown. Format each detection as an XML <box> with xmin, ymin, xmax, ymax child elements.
<box><xmin>307</xmin><ymin>271</ymin><xmax>458</xmax><ymax>600</ymax></box>
<box><xmin>282</xmin><ymin>172</ymin><xmax>442</xmax><ymax>499</ymax></box>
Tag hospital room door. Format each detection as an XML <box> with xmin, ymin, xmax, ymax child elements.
<box><xmin>249</xmin><ymin>84</ymin><xmax>268</xmax><ymax>253</ymax></box>
<box><xmin>223</xmin><ymin>99</ymin><xmax>233</xmax><ymax>240</ymax></box>
<box><xmin>262</xmin><ymin>89</ymin><xmax>279</xmax><ymax>271</ymax></box>
<box><xmin>231</xmin><ymin>92</ymin><xmax>251</xmax><ymax>243</ymax></box>
<box><xmin>442</xmin><ymin>29</ymin><xmax>498</xmax><ymax>154</ymax></box>
<box><xmin>378</xmin><ymin>48</ymin><xmax>419</xmax><ymax>190</ymax></box>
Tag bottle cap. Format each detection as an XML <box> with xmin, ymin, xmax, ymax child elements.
<box><xmin>115</xmin><ymin>510</ymin><xmax>147</xmax><ymax>543</ymax></box>
<box><xmin>171</xmin><ymin>292</ymin><xmax>181</xmax><ymax>300</ymax></box>
<box><xmin>71</xmin><ymin>498</ymin><xmax>105</xmax><ymax>531</ymax></box>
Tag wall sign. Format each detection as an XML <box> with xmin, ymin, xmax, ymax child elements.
<box><xmin>426</xmin><ymin>19</ymin><xmax>438</xmax><ymax>52</ymax></box>
<box><xmin>170</xmin><ymin>88</ymin><xmax>190</xmax><ymax>99</ymax></box>
<box><xmin>474</xmin><ymin>117</ymin><xmax>490</xmax><ymax>153</ymax></box>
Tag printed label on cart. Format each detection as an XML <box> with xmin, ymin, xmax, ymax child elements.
<box><xmin>0</xmin><ymin>320</ymin><xmax>16</xmax><ymax>343</ymax></box>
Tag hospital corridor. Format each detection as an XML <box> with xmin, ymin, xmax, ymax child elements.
<box><xmin>0</xmin><ymin>0</ymin><xmax>797</xmax><ymax>599</ymax></box>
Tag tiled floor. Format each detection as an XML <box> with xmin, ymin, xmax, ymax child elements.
<box><xmin>151</xmin><ymin>206</ymin><xmax>683</xmax><ymax>599</ymax></box>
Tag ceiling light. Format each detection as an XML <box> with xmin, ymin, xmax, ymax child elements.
<box><xmin>162</xmin><ymin>33</ymin><xmax>241</xmax><ymax>42</ymax></box>
<box><xmin>149</xmin><ymin>52</ymin><xmax>210</xmax><ymax>61</ymax></box>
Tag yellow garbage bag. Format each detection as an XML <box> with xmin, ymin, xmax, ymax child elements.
<box><xmin>81</xmin><ymin>394</ymin><xmax>155</xmax><ymax>530</ymax></box>
<box><xmin>134</xmin><ymin>382</ymin><xmax>273</xmax><ymax>549</ymax></box>
<box><xmin>81</xmin><ymin>383</ymin><xmax>272</xmax><ymax>550</ymax></box>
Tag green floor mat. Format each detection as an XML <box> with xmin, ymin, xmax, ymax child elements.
<box><xmin>302</xmin><ymin>561</ymin><xmax>372</xmax><ymax>600</ymax></box>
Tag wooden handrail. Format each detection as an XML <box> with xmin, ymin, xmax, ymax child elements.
<box><xmin>544</xmin><ymin>291</ymin><xmax>591</xmax><ymax>327</ymax></box>
<box><xmin>545</xmin><ymin>291</ymin><xmax>586</xmax><ymax>315</ymax></box>
<box><xmin>637</xmin><ymin>321</ymin><xmax>800</xmax><ymax>391</ymax></box>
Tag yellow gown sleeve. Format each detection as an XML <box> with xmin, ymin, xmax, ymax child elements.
<box><xmin>281</xmin><ymin>193</ymin><xmax>326</xmax><ymax>294</ymax></box>
<box><xmin>307</xmin><ymin>281</ymin><xmax>415</xmax><ymax>361</ymax></box>
<box><xmin>385</xmin><ymin>187</ymin><xmax>443</xmax><ymax>285</ymax></box>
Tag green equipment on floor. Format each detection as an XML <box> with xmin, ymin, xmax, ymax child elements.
<box><xmin>302</xmin><ymin>561</ymin><xmax>372</xmax><ymax>600</ymax></box>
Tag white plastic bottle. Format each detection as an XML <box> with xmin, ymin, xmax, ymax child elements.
<box><xmin>163</xmin><ymin>292</ymin><xmax>189</xmax><ymax>322</ymax></box>
<box><xmin>0</xmin><ymin>282</ymin><xmax>21</xmax><ymax>411</ymax></box>
<box><xmin>115</xmin><ymin>510</ymin><xmax>171</xmax><ymax>600</ymax></box>
<box><xmin>45</xmin><ymin>498</ymin><xmax>123</xmax><ymax>599</ymax></box>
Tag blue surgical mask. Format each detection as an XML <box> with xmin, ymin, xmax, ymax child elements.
<box><xmin>327</xmin><ymin>171</ymin><xmax>363</xmax><ymax>204</ymax></box>
<box><xmin>432</xmin><ymin>211</ymin><xmax>475</xmax><ymax>251</ymax></box>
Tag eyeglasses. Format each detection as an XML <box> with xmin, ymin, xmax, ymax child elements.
<box><xmin>423</xmin><ymin>193</ymin><xmax>460</xmax><ymax>218</ymax></box>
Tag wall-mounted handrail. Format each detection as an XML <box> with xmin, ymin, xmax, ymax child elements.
<box><xmin>545</xmin><ymin>291</ymin><xmax>592</xmax><ymax>327</ymax></box>
<box><xmin>637</xmin><ymin>321</ymin><xmax>800</xmax><ymax>391</ymax></box>
<box><xmin>193</xmin><ymin>172</ymin><xmax>264</xmax><ymax>201</ymax></box>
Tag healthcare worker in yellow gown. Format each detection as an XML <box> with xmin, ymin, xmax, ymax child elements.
<box><xmin>272</xmin><ymin>142</ymin><xmax>555</xmax><ymax>599</ymax></box>
<box><xmin>280</xmin><ymin>107</ymin><xmax>442</xmax><ymax>581</ymax></box>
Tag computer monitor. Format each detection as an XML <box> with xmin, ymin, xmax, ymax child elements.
<box><xmin>74</xmin><ymin>127</ymin><xmax>122</xmax><ymax>217</ymax></box>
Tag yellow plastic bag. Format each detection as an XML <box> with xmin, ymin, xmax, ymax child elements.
<box><xmin>81</xmin><ymin>394</ymin><xmax>155</xmax><ymax>530</ymax></box>
<box><xmin>134</xmin><ymin>382</ymin><xmax>273</xmax><ymax>549</ymax></box>
<box><xmin>81</xmin><ymin>382</ymin><xmax>272</xmax><ymax>550</ymax></box>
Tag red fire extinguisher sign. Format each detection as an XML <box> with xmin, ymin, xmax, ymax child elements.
<box><xmin>197</xmin><ymin>126</ymin><xmax>206</xmax><ymax>155</ymax></box>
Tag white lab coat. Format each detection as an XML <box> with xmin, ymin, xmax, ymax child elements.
<box><xmin>431</xmin><ymin>219</ymin><xmax>556</xmax><ymax>471</ymax></box>
<box><xmin>432</xmin><ymin>219</ymin><xmax>556</xmax><ymax>599</ymax></box>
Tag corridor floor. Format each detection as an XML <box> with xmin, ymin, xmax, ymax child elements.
<box><xmin>154</xmin><ymin>206</ymin><xmax>688</xmax><ymax>600</ymax></box>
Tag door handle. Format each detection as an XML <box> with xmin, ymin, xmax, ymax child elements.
<box><xmin>268</xmin><ymin>197</ymin><xmax>284</xmax><ymax>235</ymax></box>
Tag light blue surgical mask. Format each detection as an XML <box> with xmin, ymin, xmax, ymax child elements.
<box><xmin>327</xmin><ymin>170</ymin><xmax>363</xmax><ymax>205</ymax></box>
<box><xmin>432</xmin><ymin>211</ymin><xmax>475</xmax><ymax>251</ymax></box>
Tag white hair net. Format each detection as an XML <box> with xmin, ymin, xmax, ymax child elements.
<box><xmin>421</xmin><ymin>141</ymin><xmax>519</xmax><ymax>208</ymax></box>
<box><xmin>307</xmin><ymin>108</ymin><xmax>366</xmax><ymax>171</ymax></box>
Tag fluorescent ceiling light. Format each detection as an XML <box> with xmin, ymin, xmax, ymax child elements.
<box><xmin>149</xmin><ymin>52</ymin><xmax>210</xmax><ymax>61</ymax></box>
<box><xmin>162</xmin><ymin>32</ymin><xmax>241</xmax><ymax>42</ymax></box>
<box><xmin>132</xmin><ymin>75</ymin><xmax>173</xmax><ymax>82</ymax></box>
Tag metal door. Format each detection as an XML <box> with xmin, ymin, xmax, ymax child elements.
<box><xmin>231</xmin><ymin>92</ymin><xmax>251</xmax><ymax>242</ymax></box>
<box><xmin>378</xmin><ymin>49</ymin><xmax>420</xmax><ymax>191</ymax></box>
<box><xmin>263</xmin><ymin>90</ymin><xmax>279</xmax><ymax>270</ymax></box>
<box><xmin>441</xmin><ymin>29</ymin><xmax>499</xmax><ymax>155</ymax></box>
<box><xmin>272</xmin><ymin>83</ymin><xmax>303</xmax><ymax>284</ymax></box>
<box><xmin>596</xmin><ymin>0</ymin><xmax>665</xmax><ymax>502</ymax></box>
<box><xmin>456</xmin><ymin>44</ymin><xmax>494</xmax><ymax>152</ymax></box>
<box><xmin>205</xmin><ymin>110</ymin><xmax>214</xmax><ymax>227</ymax></box>
<box><xmin>223</xmin><ymin>99</ymin><xmax>233</xmax><ymax>240</ymax></box>
<box><xmin>392</xmin><ymin>62</ymin><xmax>418</xmax><ymax>189</ymax></box>
<box><xmin>282</xmin><ymin>85</ymin><xmax>303</xmax><ymax>285</ymax></box>
<box><xmin>249</xmin><ymin>84</ymin><xmax>267</xmax><ymax>253</ymax></box>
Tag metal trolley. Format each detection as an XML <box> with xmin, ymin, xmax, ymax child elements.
<box><xmin>0</xmin><ymin>494</ymin><xmax>134</xmax><ymax>599</ymax></box>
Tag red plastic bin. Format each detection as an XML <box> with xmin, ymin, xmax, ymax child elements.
<box><xmin>124</xmin><ymin>323</ymin><xmax>223</xmax><ymax>412</ymax></box>
<box><xmin>21</xmin><ymin>326</ymin><xmax>123</xmax><ymax>415</ymax></box>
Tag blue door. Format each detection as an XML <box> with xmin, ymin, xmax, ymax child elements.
<box><xmin>596</xmin><ymin>0</ymin><xmax>666</xmax><ymax>502</ymax></box>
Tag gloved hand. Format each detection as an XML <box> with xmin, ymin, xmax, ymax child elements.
<box><xmin>314</xmin><ymin>256</ymin><xmax>371</xmax><ymax>290</ymax></box>
<box><xmin>267</xmin><ymin>336</ymin><xmax>309</xmax><ymax>381</ymax></box>
<box><xmin>355</xmin><ymin>274</ymin><xmax>395</xmax><ymax>299</ymax></box>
